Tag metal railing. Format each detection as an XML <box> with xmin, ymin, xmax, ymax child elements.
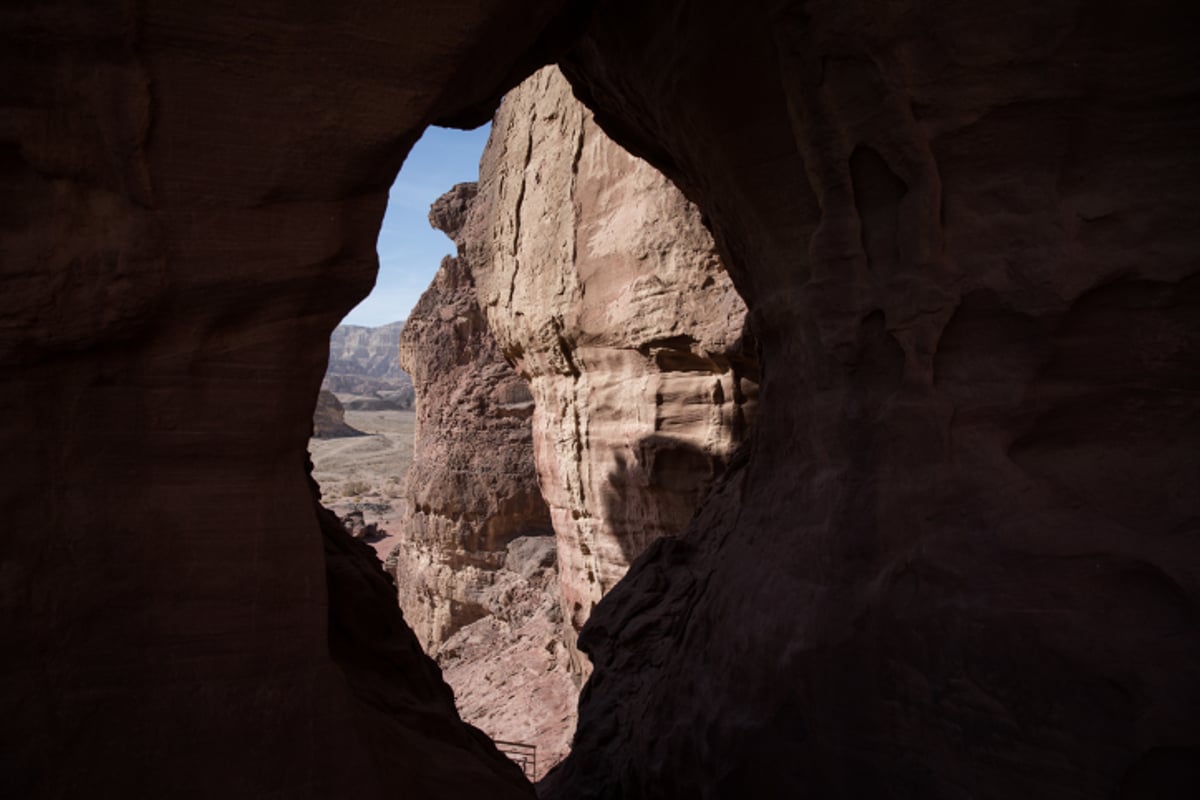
<box><xmin>494</xmin><ymin>739</ymin><xmax>537</xmax><ymax>780</ymax></box>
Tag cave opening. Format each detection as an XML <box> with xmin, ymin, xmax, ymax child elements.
<box><xmin>307</xmin><ymin>121</ymin><xmax>576</xmax><ymax>779</ymax></box>
<box><xmin>9</xmin><ymin>3</ymin><xmax>1200</xmax><ymax>798</ymax></box>
<box><xmin>310</xmin><ymin>63</ymin><xmax>761</xmax><ymax>784</ymax></box>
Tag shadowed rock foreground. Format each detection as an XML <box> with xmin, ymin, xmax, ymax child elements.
<box><xmin>3</xmin><ymin>1</ymin><xmax>1198</xmax><ymax>798</ymax></box>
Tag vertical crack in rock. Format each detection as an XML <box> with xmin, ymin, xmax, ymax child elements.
<box><xmin>467</xmin><ymin>66</ymin><xmax>758</xmax><ymax>681</ymax></box>
<box><xmin>849</xmin><ymin>144</ymin><xmax>907</xmax><ymax>281</ymax></box>
<box><xmin>507</xmin><ymin>112</ymin><xmax>536</xmax><ymax>311</ymax></box>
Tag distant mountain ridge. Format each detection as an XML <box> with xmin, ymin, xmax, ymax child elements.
<box><xmin>322</xmin><ymin>320</ymin><xmax>414</xmax><ymax>408</ymax></box>
<box><xmin>327</xmin><ymin>320</ymin><xmax>407</xmax><ymax>380</ymax></box>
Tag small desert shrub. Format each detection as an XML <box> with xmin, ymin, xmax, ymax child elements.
<box><xmin>342</xmin><ymin>479</ymin><xmax>371</xmax><ymax>497</ymax></box>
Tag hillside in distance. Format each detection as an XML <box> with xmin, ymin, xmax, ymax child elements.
<box><xmin>323</xmin><ymin>320</ymin><xmax>415</xmax><ymax>409</ymax></box>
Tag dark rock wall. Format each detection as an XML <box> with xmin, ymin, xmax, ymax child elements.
<box><xmin>0</xmin><ymin>1</ymin><xmax>572</xmax><ymax>796</ymax></box>
<box><xmin>544</xmin><ymin>1</ymin><xmax>1200</xmax><ymax>797</ymax></box>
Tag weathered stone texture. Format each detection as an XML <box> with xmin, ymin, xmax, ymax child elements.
<box><xmin>437</xmin><ymin>536</ymin><xmax>578</xmax><ymax>781</ymax></box>
<box><xmin>4</xmin><ymin>1</ymin><xmax>1199</xmax><ymax>798</ymax></box>
<box><xmin>391</xmin><ymin>184</ymin><xmax>554</xmax><ymax>656</ymax></box>
<box><xmin>388</xmin><ymin>182</ymin><xmax>573</xmax><ymax>772</ymax></box>
<box><xmin>468</xmin><ymin>67</ymin><xmax>757</xmax><ymax>674</ymax></box>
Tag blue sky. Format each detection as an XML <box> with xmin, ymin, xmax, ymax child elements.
<box><xmin>342</xmin><ymin>124</ymin><xmax>492</xmax><ymax>327</ymax></box>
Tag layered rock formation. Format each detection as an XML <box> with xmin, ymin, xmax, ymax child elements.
<box><xmin>466</xmin><ymin>67</ymin><xmax>757</xmax><ymax>673</ymax></box>
<box><xmin>312</xmin><ymin>389</ymin><xmax>364</xmax><ymax>438</ymax></box>
<box><xmin>323</xmin><ymin>321</ymin><xmax>415</xmax><ymax>409</ymax></box>
<box><xmin>390</xmin><ymin>183</ymin><xmax>555</xmax><ymax>656</ymax></box>
<box><xmin>327</xmin><ymin>321</ymin><xmax>407</xmax><ymax>381</ymax></box>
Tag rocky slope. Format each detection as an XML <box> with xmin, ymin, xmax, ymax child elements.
<box><xmin>466</xmin><ymin>67</ymin><xmax>757</xmax><ymax>674</ymax></box>
<box><xmin>437</xmin><ymin>536</ymin><xmax>578</xmax><ymax>781</ymax></box>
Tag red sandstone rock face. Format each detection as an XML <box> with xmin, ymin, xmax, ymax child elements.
<box><xmin>540</xmin><ymin>1</ymin><xmax>1200</xmax><ymax>797</ymax></box>
<box><xmin>467</xmin><ymin>67</ymin><xmax>758</xmax><ymax>676</ymax></box>
<box><xmin>389</xmin><ymin>184</ymin><xmax>576</xmax><ymax>773</ymax></box>
<box><xmin>437</xmin><ymin>536</ymin><xmax>579</xmax><ymax>780</ymax></box>
<box><xmin>390</xmin><ymin>184</ymin><xmax>554</xmax><ymax>655</ymax></box>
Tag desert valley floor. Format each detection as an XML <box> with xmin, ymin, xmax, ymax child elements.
<box><xmin>309</xmin><ymin>405</ymin><xmax>415</xmax><ymax>560</ymax></box>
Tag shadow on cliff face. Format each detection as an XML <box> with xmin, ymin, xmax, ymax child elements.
<box><xmin>601</xmin><ymin>437</ymin><xmax>729</xmax><ymax>567</ymax></box>
<box><xmin>599</xmin><ymin>320</ymin><xmax>760</xmax><ymax>568</ymax></box>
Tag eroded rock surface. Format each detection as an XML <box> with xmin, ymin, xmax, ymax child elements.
<box><xmin>390</xmin><ymin>183</ymin><xmax>554</xmax><ymax>656</ymax></box>
<box><xmin>438</xmin><ymin>536</ymin><xmax>577</xmax><ymax>781</ymax></box>
<box><xmin>388</xmin><ymin>183</ymin><xmax>576</xmax><ymax>770</ymax></box>
<box><xmin>5</xmin><ymin>1</ymin><xmax>1199</xmax><ymax>798</ymax></box>
<box><xmin>312</xmin><ymin>389</ymin><xmax>364</xmax><ymax>438</ymax></box>
<box><xmin>467</xmin><ymin>67</ymin><xmax>757</xmax><ymax>674</ymax></box>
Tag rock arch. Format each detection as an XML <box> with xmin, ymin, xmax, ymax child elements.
<box><xmin>3</xmin><ymin>2</ymin><xmax>1198</xmax><ymax>798</ymax></box>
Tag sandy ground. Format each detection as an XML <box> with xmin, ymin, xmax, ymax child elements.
<box><xmin>309</xmin><ymin>403</ymin><xmax>416</xmax><ymax>560</ymax></box>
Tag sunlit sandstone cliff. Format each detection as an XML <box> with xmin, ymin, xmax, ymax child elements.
<box><xmin>389</xmin><ymin>67</ymin><xmax>757</xmax><ymax>770</ymax></box>
<box><xmin>387</xmin><ymin>185</ymin><xmax>575</xmax><ymax>772</ymax></box>
<box><xmin>467</xmin><ymin>67</ymin><xmax>758</xmax><ymax>674</ymax></box>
